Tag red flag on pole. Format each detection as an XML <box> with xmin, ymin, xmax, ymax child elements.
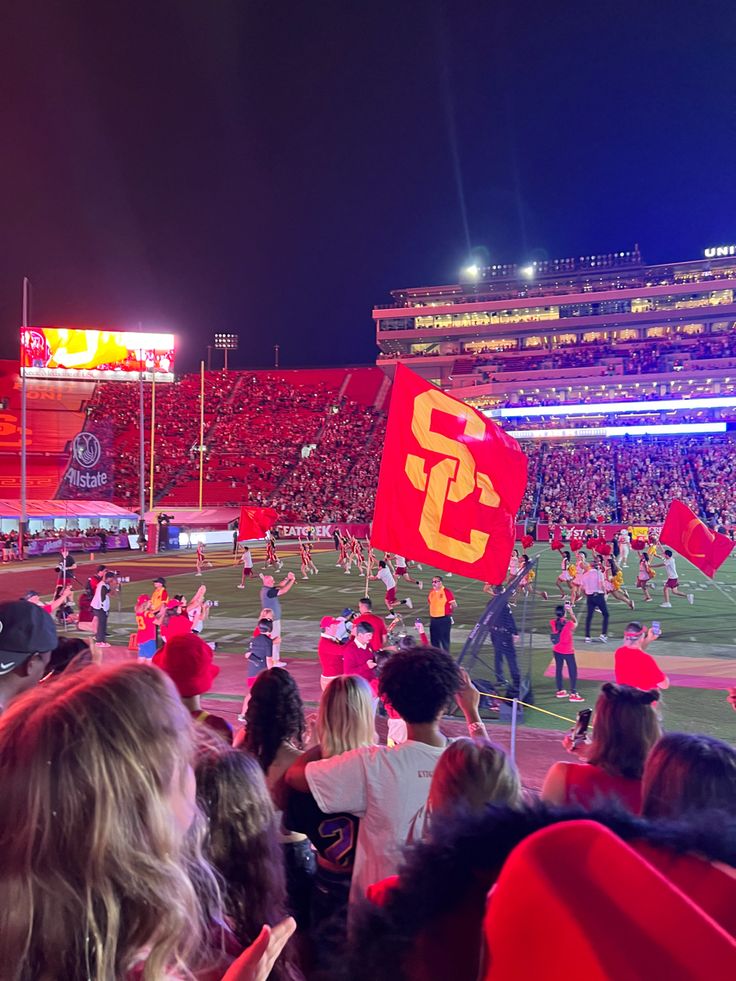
<box><xmin>659</xmin><ymin>500</ymin><xmax>734</xmax><ymax>578</ymax></box>
<box><xmin>371</xmin><ymin>364</ymin><xmax>528</xmax><ymax>583</ymax></box>
<box><xmin>237</xmin><ymin>506</ymin><xmax>278</xmax><ymax>541</ymax></box>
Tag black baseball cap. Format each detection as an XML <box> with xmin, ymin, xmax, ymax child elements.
<box><xmin>0</xmin><ymin>601</ymin><xmax>58</xmax><ymax>676</ymax></box>
<box><xmin>153</xmin><ymin>577</ymin><xmax>166</xmax><ymax>586</ymax></box>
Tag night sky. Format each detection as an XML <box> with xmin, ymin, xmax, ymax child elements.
<box><xmin>2</xmin><ymin>1</ymin><xmax>736</xmax><ymax>374</ymax></box>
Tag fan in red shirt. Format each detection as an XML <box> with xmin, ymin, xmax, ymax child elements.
<box><xmin>342</xmin><ymin>622</ymin><xmax>377</xmax><ymax>688</ymax></box>
<box><xmin>318</xmin><ymin>616</ymin><xmax>346</xmax><ymax>690</ymax></box>
<box><xmin>614</xmin><ymin>621</ymin><xmax>670</xmax><ymax>691</ymax></box>
<box><xmin>353</xmin><ymin>597</ymin><xmax>389</xmax><ymax>651</ymax></box>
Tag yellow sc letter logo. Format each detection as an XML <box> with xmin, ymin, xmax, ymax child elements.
<box><xmin>405</xmin><ymin>389</ymin><xmax>500</xmax><ymax>561</ymax></box>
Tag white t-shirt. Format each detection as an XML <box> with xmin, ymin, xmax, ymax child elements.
<box><xmin>664</xmin><ymin>556</ymin><xmax>677</xmax><ymax>579</ymax></box>
<box><xmin>305</xmin><ymin>739</ymin><xmax>450</xmax><ymax>903</ymax></box>
<box><xmin>241</xmin><ymin>550</ymin><xmax>253</xmax><ymax>568</ymax></box>
<box><xmin>393</xmin><ymin>554</ymin><xmax>406</xmax><ymax>567</ymax></box>
<box><xmin>581</xmin><ymin>567</ymin><xmax>605</xmax><ymax>595</ymax></box>
<box><xmin>377</xmin><ymin>566</ymin><xmax>396</xmax><ymax>591</ymax></box>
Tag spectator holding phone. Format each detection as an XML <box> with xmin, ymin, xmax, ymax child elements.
<box><xmin>549</xmin><ymin>603</ymin><xmax>583</xmax><ymax>702</ymax></box>
<box><xmin>541</xmin><ymin>682</ymin><xmax>661</xmax><ymax>813</ymax></box>
<box><xmin>614</xmin><ymin>621</ymin><xmax>670</xmax><ymax>691</ymax></box>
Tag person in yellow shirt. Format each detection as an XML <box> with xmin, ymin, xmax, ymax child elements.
<box><xmin>427</xmin><ymin>576</ymin><xmax>457</xmax><ymax>652</ymax></box>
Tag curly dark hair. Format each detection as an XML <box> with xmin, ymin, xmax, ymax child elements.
<box><xmin>378</xmin><ymin>646</ymin><xmax>462</xmax><ymax>724</ymax></box>
<box><xmin>195</xmin><ymin>744</ymin><xmax>300</xmax><ymax>981</ymax></box>
<box><xmin>244</xmin><ymin>668</ymin><xmax>306</xmax><ymax>773</ymax></box>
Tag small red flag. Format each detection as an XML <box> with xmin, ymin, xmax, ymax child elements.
<box><xmin>371</xmin><ymin>365</ymin><xmax>527</xmax><ymax>583</ymax></box>
<box><xmin>659</xmin><ymin>500</ymin><xmax>734</xmax><ymax>578</ymax></box>
<box><xmin>237</xmin><ymin>506</ymin><xmax>278</xmax><ymax>541</ymax></box>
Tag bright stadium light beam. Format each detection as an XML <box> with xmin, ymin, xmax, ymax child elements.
<box><xmin>507</xmin><ymin>422</ymin><xmax>728</xmax><ymax>440</ymax></box>
<box><xmin>520</xmin><ymin>264</ymin><xmax>535</xmax><ymax>278</ymax></box>
<box><xmin>486</xmin><ymin>395</ymin><xmax>736</xmax><ymax>419</ymax></box>
<box><xmin>464</xmin><ymin>264</ymin><xmax>481</xmax><ymax>279</ymax></box>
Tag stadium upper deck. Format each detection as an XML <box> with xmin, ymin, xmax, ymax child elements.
<box><xmin>374</xmin><ymin>246</ymin><xmax>736</xmax><ymax>399</ymax></box>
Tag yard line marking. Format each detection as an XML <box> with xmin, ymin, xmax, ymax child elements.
<box><xmin>711</xmin><ymin>581</ymin><xmax>736</xmax><ymax>606</ymax></box>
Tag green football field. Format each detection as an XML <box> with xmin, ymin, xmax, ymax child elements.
<box><xmin>86</xmin><ymin>542</ymin><xmax>736</xmax><ymax>743</ymax></box>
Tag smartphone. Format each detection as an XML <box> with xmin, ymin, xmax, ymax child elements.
<box><xmin>571</xmin><ymin>708</ymin><xmax>592</xmax><ymax>743</ymax></box>
<box><xmin>651</xmin><ymin>621</ymin><xmax>661</xmax><ymax>637</ymax></box>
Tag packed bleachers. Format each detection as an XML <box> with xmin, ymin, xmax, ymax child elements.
<box><xmin>160</xmin><ymin>373</ymin><xmax>342</xmax><ymax>507</ymax></box>
<box><xmin>272</xmin><ymin>404</ymin><xmax>385</xmax><ymax>523</ymax></box>
<box><xmin>79</xmin><ymin>365</ymin><xmax>736</xmax><ymax>527</ymax></box>
<box><xmin>536</xmin><ymin>442</ymin><xmax>616</xmax><ymax>523</ymax></box>
<box><xmin>88</xmin><ymin>370</ymin><xmax>239</xmax><ymax>504</ymax></box>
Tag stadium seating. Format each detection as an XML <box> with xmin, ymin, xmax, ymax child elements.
<box><xmin>81</xmin><ymin>360</ymin><xmax>736</xmax><ymax>528</ymax></box>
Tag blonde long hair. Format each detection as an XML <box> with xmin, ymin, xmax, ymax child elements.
<box><xmin>318</xmin><ymin>675</ymin><xmax>375</xmax><ymax>758</ymax></box>
<box><xmin>0</xmin><ymin>662</ymin><xmax>221</xmax><ymax>981</ymax></box>
<box><xmin>428</xmin><ymin>737</ymin><xmax>522</xmax><ymax>814</ymax></box>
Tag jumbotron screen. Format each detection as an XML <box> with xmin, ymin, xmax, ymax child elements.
<box><xmin>21</xmin><ymin>327</ymin><xmax>175</xmax><ymax>381</ymax></box>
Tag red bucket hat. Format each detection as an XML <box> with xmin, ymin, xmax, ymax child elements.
<box><xmin>153</xmin><ymin>633</ymin><xmax>219</xmax><ymax>698</ymax></box>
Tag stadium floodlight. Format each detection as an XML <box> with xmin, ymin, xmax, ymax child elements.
<box><xmin>486</xmin><ymin>395</ymin><xmax>736</xmax><ymax>420</ymax></box>
<box><xmin>213</xmin><ymin>332</ymin><xmax>238</xmax><ymax>370</ymax></box>
<box><xmin>520</xmin><ymin>264</ymin><xmax>535</xmax><ymax>279</ymax></box>
<box><xmin>464</xmin><ymin>264</ymin><xmax>481</xmax><ymax>279</ymax></box>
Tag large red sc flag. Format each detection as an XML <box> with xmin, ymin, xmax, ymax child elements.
<box><xmin>238</xmin><ymin>506</ymin><xmax>279</xmax><ymax>541</ymax></box>
<box><xmin>659</xmin><ymin>500</ymin><xmax>734</xmax><ymax>579</ymax></box>
<box><xmin>372</xmin><ymin>365</ymin><xmax>527</xmax><ymax>583</ymax></box>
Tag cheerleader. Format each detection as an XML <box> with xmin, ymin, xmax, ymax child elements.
<box><xmin>570</xmin><ymin>551</ymin><xmax>588</xmax><ymax>605</ymax></box>
<box><xmin>264</xmin><ymin>536</ymin><xmax>282</xmax><ymax>571</ymax></box>
<box><xmin>556</xmin><ymin>550</ymin><xmax>573</xmax><ymax>597</ymax></box>
<box><xmin>352</xmin><ymin>536</ymin><xmax>367</xmax><ymax>574</ymax></box>
<box><xmin>635</xmin><ymin>551</ymin><xmax>654</xmax><ymax>602</ymax></box>
<box><xmin>187</xmin><ymin>584</ymin><xmax>209</xmax><ymax>634</ymax></box>
<box><xmin>299</xmin><ymin>538</ymin><xmax>310</xmax><ymax>579</ymax></box>
<box><xmin>298</xmin><ymin>538</ymin><xmax>319</xmax><ymax>578</ymax></box>
<box><xmin>195</xmin><ymin>540</ymin><xmax>212</xmax><ymax>576</ymax></box>
<box><xmin>336</xmin><ymin>532</ymin><xmax>350</xmax><ymax>569</ymax></box>
<box><xmin>520</xmin><ymin>554</ymin><xmax>549</xmax><ymax>601</ymax></box>
<box><xmin>604</xmin><ymin>556</ymin><xmax>634</xmax><ymax>610</ymax></box>
<box><xmin>506</xmin><ymin>548</ymin><xmax>521</xmax><ymax>584</ymax></box>
<box><xmin>343</xmin><ymin>534</ymin><xmax>358</xmax><ymax>574</ymax></box>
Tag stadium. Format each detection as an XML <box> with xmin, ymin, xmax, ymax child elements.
<box><xmin>2</xmin><ymin>246</ymin><xmax>735</xmax><ymax>976</ymax></box>
<box><xmin>2</xmin><ymin>246</ymin><xmax>735</xmax><ymax>735</ymax></box>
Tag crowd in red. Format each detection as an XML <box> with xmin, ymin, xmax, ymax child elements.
<box><xmin>88</xmin><ymin>371</ymin><xmax>239</xmax><ymax>503</ymax></box>
<box><xmin>689</xmin><ymin>436</ymin><xmax>736</xmax><ymax>526</ymax></box>
<box><xmin>80</xmin><ymin>368</ymin><xmax>736</xmax><ymax>528</ymax></box>
<box><xmin>531</xmin><ymin>435</ymin><xmax>736</xmax><ymax>524</ymax></box>
<box><xmin>273</xmin><ymin>404</ymin><xmax>385</xmax><ymax>523</ymax></box>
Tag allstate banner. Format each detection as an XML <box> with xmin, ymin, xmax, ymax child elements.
<box><xmin>57</xmin><ymin>421</ymin><xmax>115</xmax><ymax>500</ymax></box>
<box><xmin>372</xmin><ymin>364</ymin><xmax>528</xmax><ymax>583</ymax></box>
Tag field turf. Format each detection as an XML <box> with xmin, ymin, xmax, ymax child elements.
<box><xmin>6</xmin><ymin>542</ymin><xmax>734</xmax><ymax>742</ymax></box>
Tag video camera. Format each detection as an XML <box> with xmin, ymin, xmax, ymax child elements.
<box><xmin>204</xmin><ymin>600</ymin><xmax>219</xmax><ymax>608</ymax></box>
<box><xmin>107</xmin><ymin>570</ymin><xmax>131</xmax><ymax>584</ymax></box>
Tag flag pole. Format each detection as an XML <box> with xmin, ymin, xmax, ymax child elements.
<box><xmin>138</xmin><ymin>327</ymin><xmax>145</xmax><ymax>537</ymax></box>
<box><xmin>148</xmin><ymin>369</ymin><xmax>156</xmax><ymax>512</ymax></box>
<box><xmin>198</xmin><ymin>360</ymin><xmax>205</xmax><ymax>509</ymax></box>
<box><xmin>19</xmin><ymin>277</ymin><xmax>30</xmax><ymax>560</ymax></box>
